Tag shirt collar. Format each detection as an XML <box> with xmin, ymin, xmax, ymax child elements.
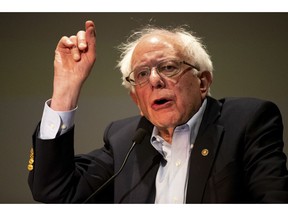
<box><xmin>150</xmin><ymin>98</ymin><xmax>207</xmax><ymax>154</ymax></box>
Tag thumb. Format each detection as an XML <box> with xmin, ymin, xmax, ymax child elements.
<box><xmin>85</xmin><ymin>20</ymin><xmax>96</xmax><ymax>59</ymax></box>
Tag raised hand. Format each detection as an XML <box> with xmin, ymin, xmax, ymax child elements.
<box><xmin>51</xmin><ymin>21</ymin><xmax>96</xmax><ymax>111</ymax></box>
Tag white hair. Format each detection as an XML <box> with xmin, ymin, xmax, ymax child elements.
<box><xmin>117</xmin><ymin>25</ymin><xmax>213</xmax><ymax>94</ymax></box>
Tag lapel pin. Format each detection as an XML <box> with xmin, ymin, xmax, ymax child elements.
<box><xmin>201</xmin><ymin>148</ymin><xmax>209</xmax><ymax>157</ymax></box>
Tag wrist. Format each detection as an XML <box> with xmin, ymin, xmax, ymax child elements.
<box><xmin>51</xmin><ymin>86</ymin><xmax>81</xmax><ymax>111</ymax></box>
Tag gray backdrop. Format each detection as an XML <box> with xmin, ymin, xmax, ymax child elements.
<box><xmin>0</xmin><ymin>13</ymin><xmax>287</xmax><ymax>203</ymax></box>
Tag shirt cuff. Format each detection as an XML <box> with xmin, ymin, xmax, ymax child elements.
<box><xmin>39</xmin><ymin>99</ymin><xmax>77</xmax><ymax>139</ymax></box>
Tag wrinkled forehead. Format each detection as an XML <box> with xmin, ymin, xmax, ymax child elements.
<box><xmin>131</xmin><ymin>33</ymin><xmax>185</xmax><ymax>66</ymax></box>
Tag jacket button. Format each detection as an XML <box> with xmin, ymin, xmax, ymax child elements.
<box><xmin>27</xmin><ymin>147</ymin><xmax>34</xmax><ymax>171</ymax></box>
<box><xmin>27</xmin><ymin>164</ymin><xmax>33</xmax><ymax>171</ymax></box>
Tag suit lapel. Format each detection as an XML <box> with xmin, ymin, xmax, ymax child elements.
<box><xmin>130</xmin><ymin>134</ymin><xmax>162</xmax><ymax>203</ymax></box>
<box><xmin>119</xmin><ymin>116</ymin><xmax>162</xmax><ymax>203</ymax></box>
<box><xmin>186</xmin><ymin>97</ymin><xmax>224</xmax><ymax>203</ymax></box>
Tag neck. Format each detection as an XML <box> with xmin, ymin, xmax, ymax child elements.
<box><xmin>158</xmin><ymin>127</ymin><xmax>175</xmax><ymax>144</ymax></box>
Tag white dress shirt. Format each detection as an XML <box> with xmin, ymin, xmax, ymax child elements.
<box><xmin>151</xmin><ymin>99</ymin><xmax>207</xmax><ymax>203</ymax></box>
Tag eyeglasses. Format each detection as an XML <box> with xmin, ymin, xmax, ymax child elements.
<box><xmin>125</xmin><ymin>59</ymin><xmax>200</xmax><ymax>86</ymax></box>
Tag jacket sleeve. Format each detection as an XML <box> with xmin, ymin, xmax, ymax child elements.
<box><xmin>28</xmin><ymin>124</ymin><xmax>114</xmax><ymax>203</ymax></box>
<box><xmin>243</xmin><ymin>101</ymin><xmax>288</xmax><ymax>202</ymax></box>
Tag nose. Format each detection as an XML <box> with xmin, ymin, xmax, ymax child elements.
<box><xmin>149</xmin><ymin>67</ymin><xmax>165</xmax><ymax>88</ymax></box>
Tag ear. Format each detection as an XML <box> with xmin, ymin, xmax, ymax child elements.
<box><xmin>129</xmin><ymin>91</ymin><xmax>144</xmax><ymax>116</ymax></box>
<box><xmin>198</xmin><ymin>71</ymin><xmax>212</xmax><ymax>97</ymax></box>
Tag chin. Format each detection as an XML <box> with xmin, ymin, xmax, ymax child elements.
<box><xmin>153</xmin><ymin>118</ymin><xmax>182</xmax><ymax>129</ymax></box>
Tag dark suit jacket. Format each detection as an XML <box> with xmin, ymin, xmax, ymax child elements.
<box><xmin>28</xmin><ymin>96</ymin><xmax>288</xmax><ymax>203</ymax></box>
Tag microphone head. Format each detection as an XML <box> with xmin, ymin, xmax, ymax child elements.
<box><xmin>132</xmin><ymin>128</ymin><xmax>148</xmax><ymax>144</ymax></box>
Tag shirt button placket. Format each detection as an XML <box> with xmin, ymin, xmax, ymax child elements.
<box><xmin>175</xmin><ymin>160</ymin><xmax>181</xmax><ymax>167</ymax></box>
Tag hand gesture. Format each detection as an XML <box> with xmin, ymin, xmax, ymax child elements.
<box><xmin>51</xmin><ymin>20</ymin><xmax>96</xmax><ymax>111</ymax></box>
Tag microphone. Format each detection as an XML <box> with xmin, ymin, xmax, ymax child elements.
<box><xmin>82</xmin><ymin>127</ymin><xmax>148</xmax><ymax>203</ymax></box>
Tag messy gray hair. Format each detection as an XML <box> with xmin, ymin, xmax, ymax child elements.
<box><xmin>117</xmin><ymin>25</ymin><xmax>213</xmax><ymax>94</ymax></box>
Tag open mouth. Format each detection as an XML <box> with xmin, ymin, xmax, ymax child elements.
<box><xmin>154</xmin><ymin>98</ymin><xmax>170</xmax><ymax>105</ymax></box>
<box><xmin>152</xmin><ymin>98</ymin><xmax>173</xmax><ymax>110</ymax></box>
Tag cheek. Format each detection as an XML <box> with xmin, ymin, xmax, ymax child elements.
<box><xmin>176</xmin><ymin>80</ymin><xmax>202</xmax><ymax>107</ymax></box>
<box><xmin>177</xmin><ymin>78</ymin><xmax>200</xmax><ymax>95</ymax></box>
<box><xmin>133</xmin><ymin>91</ymin><xmax>150</xmax><ymax>114</ymax></box>
<box><xmin>138</xmin><ymin>99</ymin><xmax>147</xmax><ymax>111</ymax></box>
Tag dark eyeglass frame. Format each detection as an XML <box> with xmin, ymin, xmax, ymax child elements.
<box><xmin>125</xmin><ymin>60</ymin><xmax>200</xmax><ymax>86</ymax></box>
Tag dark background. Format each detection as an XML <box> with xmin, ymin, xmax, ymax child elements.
<box><xmin>0</xmin><ymin>13</ymin><xmax>287</xmax><ymax>203</ymax></box>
